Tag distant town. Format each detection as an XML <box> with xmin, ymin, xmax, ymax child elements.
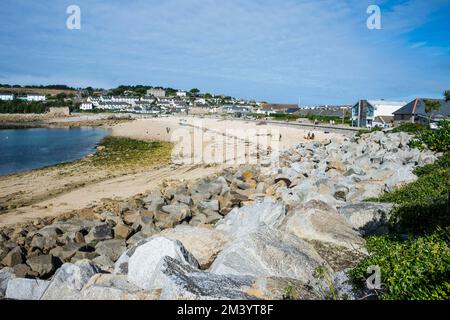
<box><xmin>0</xmin><ymin>84</ymin><xmax>449</xmax><ymax>128</ymax></box>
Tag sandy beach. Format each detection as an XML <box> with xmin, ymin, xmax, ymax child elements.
<box><xmin>0</xmin><ymin>115</ymin><xmax>346</xmax><ymax>227</ymax></box>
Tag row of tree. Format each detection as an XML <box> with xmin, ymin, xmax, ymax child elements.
<box><xmin>0</xmin><ymin>100</ymin><xmax>72</xmax><ymax>114</ymax></box>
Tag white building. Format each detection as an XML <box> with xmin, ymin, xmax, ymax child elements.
<box><xmin>80</xmin><ymin>103</ymin><xmax>93</xmax><ymax>110</ymax></box>
<box><xmin>351</xmin><ymin>99</ymin><xmax>406</xmax><ymax>128</ymax></box>
<box><xmin>176</xmin><ymin>91</ymin><xmax>187</xmax><ymax>97</ymax></box>
<box><xmin>147</xmin><ymin>88</ymin><xmax>166</xmax><ymax>98</ymax></box>
<box><xmin>111</xmin><ymin>96</ymin><xmax>140</xmax><ymax>104</ymax></box>
<box><xmin>140</xmin><ymin>96</ymin><xmax>156</xmax><ymax>103</ymax></box>
<box><xmin>195</xmin><ymin>98</ymin><xmax>207</xmax><ymax>105</ymax></box>
<box><xmin>26</xmin><ymin>94</ymin><xmax>46</xmax><ymax>102</ymax></box>
<box><xmin>0</xmin><ymin>93</ymin><xmax>14</xmax><ymax>101</ymax></box>
<box><xmin>370</xmin><ymin>100</ymin><xmax>407</xmax><ymax>117</ymax></box>
<box><xmin>97</xmin><ymin>101</ymin><xmax>131</xmax><ymax>111</ymax></box>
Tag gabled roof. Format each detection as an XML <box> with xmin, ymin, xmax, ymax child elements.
<box><xmin>393</xmin><ymin>98</ymin><xmax>450</xmax><ymax>117</ymax></box>
<box><xmin>260</xmin><ymin>104</ymin><xmax>298</xmax><ymax>111</ymax></box>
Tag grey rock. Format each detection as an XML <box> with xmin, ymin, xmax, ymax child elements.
<box><xmin>26</xmin><ymin>255</ymin><xmax>56</xmax><ymax>277</ymax></box>
<box><xmin>126</xmin><ymin>231</ymin><xmax>149</xmax><ymax>247</ymax></box>
<box><xmin>173</xmin><ymin>194</ymin><xmax>193</xmax><ymax>206</ymax></box>
<box><xmin>160</xmin><ymin>225</ymin><xmax>230</xmax><ymax>269</ymax></box>
<box><xmin>0</xmin><ymin>267</ymin><xmax>15</xmax><ymax>298</ymax></box>
<box><xmin>13</xmin><ymin>264</ymin><xmax>36</xmax><ymax>278</ymax></box>
<box><xmin>95</xmin><ymin>239</ymin><xmax>126</xmax><ymax>262</ymax></box>
<box><xmin>85</xmin><ymin>223</ymin><xmax>113</xmax><ymax>244</ymax></box>
<box><xmin>35</xmin><ymin>226</ymin><xmax>63</xmax><ymax>238</ymax></box>
<box><xmin>151</xmin><ymin>256</ymin><xmax>257</xmax><ymax>300</ymax></box>
<box><xmin>127</xmin><ymin>237</ymin><xmax>199</xmax><ymax>290</ymax></box>
<box><xmin>92</xmin><ymin>255</ymin><xmax>115</xmax><ymax>269</ymax></box>
<box><xmin>80</xmin><ymin>274</ymin><xmax>157</xmax><ymax>300</ymax></box>
<box><xmin>338</xmin><ymin>202</ymin><xmax>394</xmax><ymax>235</ymax></box>
<box><xmin>384</xmin><ymin>166</ymin><xmax>417</xmax><ymax>192</ymax></box>
<box><xmin>281</xmin><ymin>200</ymin><xmax>366</xmax><ymax>252</ymax></box>
<box><xmin>215</xmin><ymin>199</ymin><xmax>286</xmax><ymax>239</ymax></box>
<box><xmin>41</xmin><ymin>260</ymin><xmax>100</xmax><ymax>300</ymax></box>
<box><xmin>1</xmin><ymin>246</ymin><xmax>23</xmax><ymax>267</ymax></box>
<box><xmin>49</xmin><ymin>242</ymin><xmax>84</xmax><ymax>262</ymax></box>
<box><xmin>161</xmin><ymin>203</ymin><xmax>191</xmax><ymax>222</ymax></box>
<box><xmin>210</xmin><ymin>227</ymin><xmax>327</xmax><ymax>286</ymax></box>
<box><xmin>30</xmin><ymin>235</ymin><xmax>58</xmax><ymax>252</ymax></box>
<box><xmin>5</xmin><ymin>278</ymin><xmax>50</xmax><ymax>300</ymax></box>
<box><xmin>198</xmin><ymin>199</ymin><xmax>219</xmax><ymax>212</ymax></box>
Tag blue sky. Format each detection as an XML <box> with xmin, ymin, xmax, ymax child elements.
<box><xmin>0</xmin><ymin>0</ymin><xmax>449</xmax><ymax>104</ymax></box>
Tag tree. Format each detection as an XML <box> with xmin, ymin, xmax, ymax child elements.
<box><xmin>424</xmin><ymin>99</ymin><xmax>440</xmax><ymax>113</ymax></box>
<box><xmin>190</xmin><ymin>88</ymin><xmax>200</xmax><ymax>95</ymax></box>
<box><xmin>444</xmin><ymin>90</ymin><xmax>450</xmax><ymax>102</ymax></box>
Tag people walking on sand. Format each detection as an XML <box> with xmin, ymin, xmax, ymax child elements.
<box><xmin>166</xmin><ymin>127</ymin><xmax>170</xmax><ymax>134</ymax></box>
<box><xmin>311</xmin><ymin>132</ymin><xmax>315</xmax><ymax>140</ymax></box>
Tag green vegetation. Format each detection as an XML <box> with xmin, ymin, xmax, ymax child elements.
<box><xmin>270</xmin><ymin>113</ymin><xmax>300</xmax><ymax>121</ymax></box>
<box><xmin>247</xmin><ymin>112</ymin><xmax>351</xmax><ymax>124</ymax></box>
<box><xmin>314</xmin><ymin>265</ymin><xmax>338</xmax><ymax>300</ymax></box>
<box><xmin>0</xmin><ymin>84</ymin><xmax>76</xmax><ymax>90</ymax></box>
<box><xmin>424</xmin><ymin>99</ymin><xmax>441</xmax><ymax>113</ymax></box>
<box><xmin>372</xmin><ymin>152</ymin><xmax>450</xmax><ymax>234</ymax></box>
<box><xmin>349</xmin><ymin>229</ymin><xmax>450</xmax><ymax>300</ymax></box>
<box><xmin>356</xmin><ymin>126</ymin><xmax>383</xmax><ymax>137</ymax></box>
<box><xmin>408</xmin><ymin>121</ymin><xmax>450</xmax><ymax>153</ymax></box>
<box><xmin>282</xmin><ymin>286</ymin><xmax>299</xmax><ymax>300</ymax></box>
<box><xmin>0</xmin><ymin>100</ymin><xmax>72</xmax><ymax>114</ymax></box>
<box><xmin>91</xmin><ymin>136</ymin><xmax>173</xmax><ymax>171</ymax></box>
<box><xmin>445</xmin><ymin>90</ymin><xmax>450</xmax><ymax>102</ymax></box>
<box><xmin>350</xmin><ymin>122</ymin><xmax>450</xmax><ymax>300</ymax></box>
<box><xmin>389</xmin><ymin>122</ymin><xmax>425</xmax><ymax>134</ymax></box>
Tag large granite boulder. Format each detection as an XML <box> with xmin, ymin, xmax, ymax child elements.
<box><xmin>0</xmin><ymin>267</ymin><xmax>15</xmax><ymax>298</ymax></box>
<box><xmin>150</xmin><ymin>256</ymin><xmax>257</xmax><ymax>300</ymax></box>
<box><xmin>338</xmin><ymin>202</ymin><xmax>394</xmax><ymax>235</ymax></box>
<box><xmin>80</xmin><ymin>274</ymin><xmax>157</xmax><ymax>300</ymax></box>
<box><xmin>215</xmin><ymin>199</ymin><xmax>286</xmax><ymax>239</ymax></box>
<box><xmin>160</xmin><ymin>225</ymin><xmax>230</xmax><ymax>269</ymax></box>
<box><xmin>94</xmin><ymin>239</ymin><xmax>126</xmax><ymax>262</ymax></box>
<box><xmin>5</xmin><ymin>278</ymin><xmax>50</xmax><ymax>300</ymax></box>
<box><xmin>280</xmin><ymin>200</ymin><xmax>366</xmax><ymax>251</ymax></box>
<box><xmin>41</xmin><ymin>260</ymin><xmax>100</xmax><ymax>300</ymax></box>
<box><xmin>127</xmin><ymin>237</ymin><xmax>199</xmax><ymax>290</ymax></box>
<box><xmin>210</xmin><ymin>227</ymin><xmax>327</xmax><ymax>286</ymax></box>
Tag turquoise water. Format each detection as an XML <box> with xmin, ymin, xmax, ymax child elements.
<box><xmin>0</xmin><ymin>127</ymin><xmax>110</xmax><ymax>176</ymax></box>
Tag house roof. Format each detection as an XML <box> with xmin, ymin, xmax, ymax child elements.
<box><xmin>99</xmin><ymin>102</ymin><xmax>130</xmax><ymax>106</ymax></box>
<box><xmin>393</xmin><ymin>98</ymin><xmax>450</xmax><ymax>117</ymax></box>
<box><xmin>374</xmin><ymin>115</ymin><xmax>394</xmax><ymax>124</ymax></box>
<box><xmin>260</xmin><ymin>104</ymin><xmax>298</xmax><ymax>111</ymax></box>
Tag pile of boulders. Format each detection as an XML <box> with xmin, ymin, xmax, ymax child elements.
<box><xmin>0</xmin><ymin>130</ymin><xmax>439</xmax><ymax>300</ymax></box>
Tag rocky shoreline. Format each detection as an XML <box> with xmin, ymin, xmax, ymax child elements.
<box><xmin>0</xmin><ymin>130</ymin><xmax>438</xmax><ymax>300</ymax></box>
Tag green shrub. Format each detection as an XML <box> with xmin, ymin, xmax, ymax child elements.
<box><xmin>348</xmin><ymin>228</ymin><xmax>450</xmax><ymax>300</ymax></box>
<box><xmin>409</xmin><ymin>121</ymin><xmax>450</xmax><ymax>153</ymax></box>
<box><xmin>389</xmin><ymin>123</ymin><xmax>425</xmax><ymax>134</ymax></box>
<box><xmin>352</xmin><ymin>122</ymin><xmax>450</xmax><ymax>300</ymax></box>
<box><xmin>373</xmin><ymin>165</ymin><xmax>450</xmax><ymax>234</ymax></box>
<box><xmin>356</xmin><ymin>126</ymin><xmax>383</xmax><ymax>137</ymax></box>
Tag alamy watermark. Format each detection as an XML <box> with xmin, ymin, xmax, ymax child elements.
<box><xmin>367</xmin><ymin>5</ymin><xmax>381</xmax><ymax>30</ymax></box>
<box><xmin>66</xmin><ymin>5</ymin><xmax>81</xmax><ymax>30</ymax></box>
<box><xmin>366</xmin><ymin>265</ymin><xmax>382</xmax><ymax>290</ymax></box>
<box><xmin>169</xmin><ymin>121</ymin><xmax>280</xmax><ymax>166</ymax></box>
